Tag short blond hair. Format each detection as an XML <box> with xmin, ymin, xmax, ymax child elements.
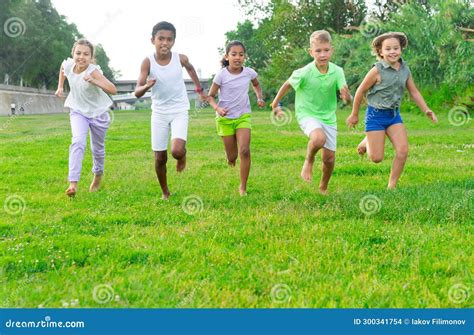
<box><xmin>371</xmin><ymin>32</ymin><xmax>408</xmax><ymax>59</ymax></box>
<box><xmin>310</xmin><ymin>30</ymin><xmax>332</xmax><ymax>46</ymax></box>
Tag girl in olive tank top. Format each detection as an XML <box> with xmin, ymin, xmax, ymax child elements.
<box><xmin>346</xmin><ymin>32</ymin><xmax>438</xmax><ymax>189</ymax></box>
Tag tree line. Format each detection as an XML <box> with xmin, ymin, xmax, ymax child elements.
<box><xmin>0</xmin><ymin>0</ymin><xmax>117</xmax><ymax>90</ymax></box>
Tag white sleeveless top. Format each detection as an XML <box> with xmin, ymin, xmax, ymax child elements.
<box><xmin>148</xmin><ymin>52</ymin><xmax>189</xmax><ymax>114</ymax></box>
<box><xmin>62</xmin><ymin>58</ymin><xmax>112</xmax><ymax>118</ymax></box>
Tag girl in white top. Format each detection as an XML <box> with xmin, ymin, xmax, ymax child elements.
<box><xmin>56</xmin><ymin>39</ymin><xmax>117</xmax><ymax>197</ymax></box>
<box><xmin>135</xmin><ymin>21</ymin><xmax>206</xmax><ymax>200</ymax></box>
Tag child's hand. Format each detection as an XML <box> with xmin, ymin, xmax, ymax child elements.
<box><xmin>340</xmin><ymin>86</ymin><xmax>352</xmax><ymax>104</ymax></box>
<box><xmin>198</xmin><ymin>91</ymin><xmax>208</xmax><ymax>102</ymax></box>
<box><xmin>216</xmin><ymin>107</ymin><xmax>228</xmax><ymax>117</ymax></box>
<box><xmin>257</xmin><ymin>98</ymin><xmax>265</xmax><ymax>108</ymax></box>
<box><xmin>426</xmin><ymin>109</ymin><xmax>438</xmax><ymax>123</ymax></box>
<box><xmin>272</xmin><ymin>106</ymin><xmax>285</xmax><ymax>118</ymax></box>
<box><xmin>146</xmin><ymin>78</ymin><xmax>157</xmax><ymax>89</ymax></box>
<box><xmin>83</xmin><ymin>74</ymin><xmax>96</xmax><ymax>85</ymax></box>
<box><xmin>346</xmin><ymin>114</ymin><xmax>359</xmax><ymax>128</ymax></box>
<box><xmin>55</xmin><ymin>88</ymin><xmax>64</xmax><ymax>97</ymax></box>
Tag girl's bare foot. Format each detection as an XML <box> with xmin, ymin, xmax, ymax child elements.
<box><xmin>300</xmin><ymin>159</ymin><xmax>314</xmax><ymax>182</ymax></box>
<box><xmin>89</xmin><ymin>175</ymin><xmax>102</xmax><ymax>192</ymax></box>
<box><xmin>239</xmin><ymin>185</ymin><xmax>247</xmax><ymax>196</ymax></box>
<box><xmin>65</xmin><ymin>182</ymin><xmax>77</xmax><ymax>197</ymax></box>
<box><xmin>357</xmin><ymin>137</ymin><xmax>368</xmax><ymax>155</ymax></box>
<box><xmin>176</xmin><ymin>156</ymin><xmax>186</xmax><ymax>172</ymax></box>
<box><xmin>227</xmin><ymin>160</ymin><xmax>236</xmax><ymax>167</ymax></box>
<box><xmin>319</xmin><ymin>188</ymin><xmax>329</xmax><ymax>196</ymax></box>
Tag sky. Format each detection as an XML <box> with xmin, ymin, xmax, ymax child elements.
<box><xmin>51</xmin><ymin>0</ymin><xmax>248</xmax><ymax>80</ymax></box>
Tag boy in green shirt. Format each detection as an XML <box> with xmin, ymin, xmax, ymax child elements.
<box><xmin>272</xmin><ymin>30</ymin><xmax>352</xmax><ymax>194</ymax></box>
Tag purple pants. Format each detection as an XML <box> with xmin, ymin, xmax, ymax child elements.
<box><xmin>68</xmin><ymin>110</ymin><xmax>110</xmax><ymax>182</ymax></box>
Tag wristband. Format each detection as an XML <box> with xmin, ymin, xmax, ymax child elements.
<box><xmin>195</xmin><ymin>87</ymin><xmax>203</xmax><ymax>93</ymax></box>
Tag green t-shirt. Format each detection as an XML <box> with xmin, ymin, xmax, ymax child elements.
<box><xmin>288</xmin><ymin>62</ymin><xmax>347</xmax><ymax>127</ymax></box>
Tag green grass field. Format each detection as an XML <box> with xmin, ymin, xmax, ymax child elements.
<box><xmin>0</xmin><ymin>106</ymin><xmax>472</xmax><ymax>308</ymax></box>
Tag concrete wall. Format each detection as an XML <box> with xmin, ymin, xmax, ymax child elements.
<box><xmin>0</xmin><ymin>84</ymin><xmax>67</xmax><ymax>116</ymax></box>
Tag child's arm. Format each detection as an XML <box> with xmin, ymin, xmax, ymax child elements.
<box><xmin>271</xmin><ymin>81</ymin><xmax>293</xmax><ymax>115</ymax></box>
<box><xmin>207</xmin><ymin>83</ymin><xmax>228</xmax><ymax>116</ymax></box>
<box><xmin>180</xmin><ymin>54</ymin><xmax>207</xmax><ymax>101</ymax></box>
<box><xmin>406</xmin><ymin>75</ymin><xmax>438</xmax><ymax>123</ymax></box>
<box><xmin>84</xmin><ymin>70</ymin><xmax>117</xmax><ymax>95</ymax></box>
<box><xmin>251</xmin><ymin>78</ymin><xmax>265</xmax><ymax>108</ymax></box>
<box><xmin>55</xmin><ymin>65</ymin><xmax>65</xmax><ymax>97</ymax></box>
<box><xmin>346</xmin><ymin>67</ymin><xmax>379</xmax><ymax>127</ymax></box>
<box><xmin>134</xmin><ymin>58</ymin><xmax>156</xmax><ymax>98</ymax></box>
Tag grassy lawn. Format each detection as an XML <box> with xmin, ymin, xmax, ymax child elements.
<box><xmin>0</xmin><ymin>106</ymin><xmax>472</xmax><ymax>308</ymax></box>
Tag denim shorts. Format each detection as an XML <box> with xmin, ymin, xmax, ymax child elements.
<box><xmin>365</xmin><ymin>105</ymin><xmax>403</xmax><ymax>132</ymax></box>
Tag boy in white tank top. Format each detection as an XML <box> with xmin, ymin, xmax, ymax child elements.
<box><xmin>135</xmin><ymin>22</ymin><xmax>206</xmax><ymax>200</ymax></box>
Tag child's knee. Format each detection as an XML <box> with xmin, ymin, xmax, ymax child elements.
<box><xmin>396</xmin><ymin>146</ymin><xmax>409</xmax><ymax>160</ymax></box>
<box><xmin>239</xmin><ymin>146</ymin><xmax>250</xmax><ymax>158</ymax></box>
<box><xmin>323</xmin><ymin>154</ymin><xmax>335</xmax><ymax>165</ymax></box>
<box><xmin>227</xmin><ymin>152</ymin><xmax>238</xmax><ymax>163</ymax></box>
<box><xmin>309</xmin><ymin>135</ymin><xmax>326</xmax><ymax>149</ymax></box>
<box><xmin>369</xmin><ymin>153</ymin><xmax>384</xmax><ymax>163</ymax></box>
<box><xmin>71</xmin><ymin>135</ymin><xmax>87</xmax><ymax>150</ymax></box>
<box><xmin>154</xmin><ymin>152</ymin><xmax>168</xmax><ymax>165</ymax></box>
<box><xmin>171</xmin><ymin>148</ymin><xmax>186</xmax><ymax>160</ymax></box>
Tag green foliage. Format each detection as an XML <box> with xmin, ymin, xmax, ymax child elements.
<box><xmin>228</xmin><ymin>0</ymin><xmax>473</xmax><ymax>109</ymax></box>
<box><xmin>0</xmin><ymin>0</ymin><xmax>117</xmax><ymax>89</ymax></box>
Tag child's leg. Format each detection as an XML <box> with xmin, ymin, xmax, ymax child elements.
<box><xmin>170</xmin><ymin>112</ymin><xmax>189</xmax><ymax>172</ymax></box>
<box><xmin>171</xmin><ymin>139</ymin><xmax>187</xmax><ymax>172</ymax></box>
<box><xmin>221</xmin><ymin>135</ymin><xmax>238</xmax><ymax>166</ymax></box>
<box><xmin>386</xmin><ymin>124</ymin><xmax>408</xmax><ymax>189</ymax></box>
<box><xmin>154</xmin><ymin>150</ymin><xmax>170</xmax><ymax>199</ymax></box>
<box><xmin>365</xmin><ymin>130</ymin><xmax>386</xmax><ymax>163</ymax></box>
<box><xmin>358</xmin><ymin>137</ymin><xmax>368</xmax><ymax>155</ymax></box>
<box><xmin>88</xmin><ymin>112</ymin><xmax>110</xmax><ymax>192</ymax></box>
<box><xmin>319</xmin><ymin>148</ymin><xmax>335</xmax><ymax>195</ymax></box>
<box><xmin>236</xmin><ymin>128</ymin><xmax>251</xmax><ymax>195</ymax></box>
<box><xmin>151</xmin><ymin>114</ymin><xmax>172</xmax><ymax>199</ymax></box>
<box><xmin>301</xmin><ymin>129</ymin><xmax>326</xmax><ymax>182</ymax></box>
<box><xmin>67</xmin><ymin>111</ymin><xmax>90</xmax><ymax>196</ymax></box>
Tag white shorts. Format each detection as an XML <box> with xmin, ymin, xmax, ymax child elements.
<box><xmin>151</xmin><ymin>111</ymin><xmax>189</xmax><ymax>151</ymax></box>
<box><xmin>298</xmin><ymin>117</ymin><xmax>337</xmax><ymax>152</ymax></box>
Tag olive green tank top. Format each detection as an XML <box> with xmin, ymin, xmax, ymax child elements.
<box><xmin>367</xmin><ymin>58</ymin><xmax>411</xmax><ymax>110</ymax></box>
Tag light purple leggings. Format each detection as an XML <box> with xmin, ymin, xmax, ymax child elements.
<box><xmin>68</xmin><ymin>110</ymin><xmax>110</xmax><ymax>182</ymax></box>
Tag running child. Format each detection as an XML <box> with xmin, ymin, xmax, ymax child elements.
<box><xmin>346</xmin><ymin>32</ymin><xmax>438</xmax><ymax>189</ymax></box>
<box><xmin>271</xmin><ymin>30</ymin><xmax>351</xmax><ymax>194</ymax></box>
<box><xmin>135</xmin><ymin>21</ymin><xmax>206</xmax><ymax>200</ymax></box>
<box><xmin>207</xmin><ymin>40</ymin><xmax>265</xmax><ymax>196</ymax></box>
<box><xmin>55</xmin><ymin>39</ymin><xmax>117</xmax><ymax>197</ymax></box>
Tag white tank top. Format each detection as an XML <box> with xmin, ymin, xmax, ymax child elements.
<box><xmin>148</xmin><ymin>52</ymin><xmax>189</xmax><ymax>114</ymax></box>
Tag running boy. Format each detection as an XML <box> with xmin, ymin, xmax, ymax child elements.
<box><xmin>271</xmin><ymin>30</ymin><xmax>351</xmax><ymax>194</ymax></box>
<box><xmin>135</xmin><ymin>21</ymin><xmax>206</xmax><ymax>199</ymax></box>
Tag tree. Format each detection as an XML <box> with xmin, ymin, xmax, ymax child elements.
<box><xmin>0</xmin><ymin>0</ymin><xmax>117</xmax><ymax>89</ymax></box>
